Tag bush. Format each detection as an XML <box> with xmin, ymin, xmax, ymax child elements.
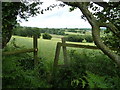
<box><xmin>67</xmin><ymin>49</ymin><xmax>120</xmax><ymax>89</ymax></box>
<box><xmin>2</xmin><ymin>43</ymin><xmax>51</xmax><ymax>88</ymax></box>
<box><xmin>66</xmin><ymin>35</ymin><xmax>84</xmax><ymax>42</ymax></box>
<box><xmin>84</xmin><ymin>35</ymin><xmax>93</xmax><ymax>42</ymax></box>
<box><xmin>52</xmin><ymin>50</ymin><xmax>88</xmax><ymax>88</ymax></box>
<box><xmin>57</xmin><ymin>31</ymin><xmax>65</xmax><ymax>35</ymax></box>
<box><xmin>3</xmin><ymin>55</ymin><xmax>51</xmax><ymax>88</ymax></box>
<box><xmin>42</xmin><ymin>33</ymin><xmax>52</xmax><ymax>40</ymax></box>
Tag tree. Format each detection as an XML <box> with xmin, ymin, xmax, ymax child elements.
<box><xmin>60</xmin><ymin>1</ymin><xmax>120</xmax><ymax>67</ymax></box>
<box><xmin>2</xmin><ymin>1</ymin><xmax>65</xmax><ymax>48</ymax></box>
<box><xmin>2</xmin><ymin>1</ymin><xmax>42</xmax><ymax>48</ymax></box>
<box><xmin>42</xmin><ymin>33</ymin><xmax>52</xmax><ymax>40</ymax></box>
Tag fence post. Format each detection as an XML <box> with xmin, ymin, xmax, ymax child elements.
<box><xmin>33</xmin><ymin>36</ymin><xmax>38</xmax><ymax>67</ymax></box>
<box><xmin>53</xmin><ymin>42</ymin><xmax>61</xmax><ymax>80</ymax></box>
<box><xmin>53</xmin><ymin>42</ymin><xmax>61</xmax><ymax>68</ymax></box>
<box><xmin>62</xmin><ymin>37</ymin><xmax>68</xmax><ymax>65</ymax></box>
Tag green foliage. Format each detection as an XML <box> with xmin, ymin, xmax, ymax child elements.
<box><xmin>13</xmin><ymin>26</ymin><xmax>65</xmax><ymax>37</ymax></box>
<box><xmin>13</xmin><ymin>26</ymin><xmax>41</xmax><ymax>38</ymax></box>
<box><xmin>69</xmin><ymin>7</ymin><xmax>77</xmax><ymax>12</ymax></box>
<box><xmin>3</xmin><ymin>55</ymin><xmax>51</xmax><ymax>88</ymax></box>
<box><xmin>3</xmin><ymin>36</ymin><xmax>120</xmax><ymax>88</ymax></box>
<box><xmin>66</xmin><ymin>34</ymin><xmax>93</xmax><ymax>43</ymax></box>
<box><xmin>2</xmin><ymin>42</ymin><xmax>51</xmax><ymax>88</ymax></box>
<box><xmin>101</xmin><ymin>34</ymin><xmax>120</xmax><ymax>54</ymax></box>
<box><xmin>90</xmin><ymin>2</ymin><xmax>120</xmax><ymax>54</ymax></box>
<box><xmin>42</xmin><ymin>33</ymin><xmax>52</xmax><ymax>40</ymax></box>
<box><xmin>84</xmin><ymin>71</ymin><xmax>120</xmax><ymax>89</ymax></box>
<box><xmin>52</xmin><ymin>58</ymin><xmax>88</xmax><ymax>88</ymax></box>
<box><xmin>57</xmin><ymin>31</ymin><xmax>65</xmax><ymax>35</ymax></box>
<box><xmin>85</xmin><ymin>71</ymin><xmax>109</xmax><ymax>88</ymax></box>
<box><xmin>67</xmin><ymin>29</ymin><xmax>78</xmax><ymax>33</ymax></box>
<box><xmin>67</xmin><ymin>49</ymin><xmax>120</xmax><ymax>89</ymax></box>
<box><xmin>2</xmin><ymin>2</ymin><xmax>42</xmax><ymax>48</ymax></box>
<box><xmin>66</xmin><ymin>35</ymin><xmax>84</xmax><ymax>42</ymax></box>
<box><xmin>84</xmin><ymin>35</ymin><xmax>93</xmax><ymax>42</ymax></box>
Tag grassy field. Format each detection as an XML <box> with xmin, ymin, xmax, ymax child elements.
<box><xmin>65</xmin><ymin>31</ymin><xmax>91</xmax><ymax>35</ymax></box>
<box><xmin>8</xmin><ymin>35</ymin><xmax>97</xmax><ymax>64</ymax></box>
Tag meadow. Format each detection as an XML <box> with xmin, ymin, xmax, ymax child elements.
<box><xmin>3</xmin><ymin>32</ymin><xmax>120</xmax><ymax>88</ymax></box>
<box><xmin>9</xmin><ymin>35</ymin><xmax>95</xmax><ymax>64</ymax></box>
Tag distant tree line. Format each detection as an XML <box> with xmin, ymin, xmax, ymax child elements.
<box><xmin>13</xmin><ymin>26</ymin><xmax>94</xmax><ymax>42</ymax></box>
<box><xmin>13</xmin><ymin>26</ymin><xmax>65</xmax><ymax>37</ymax></box>
<box><xmin>67</xmin><ymin>29</ymin><xmax>91</xmax><ymax>34</ymax></box>
<box><xmin>41</xmin><ymin>28</ymin><xmax>65</xmax><ymax>35</ymax></box>
<box><xmin>13</xmin><ymin>26</ymin><xmax>41</xmax><ymax>38</ymax></box>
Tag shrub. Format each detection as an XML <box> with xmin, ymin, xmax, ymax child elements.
<box><xmin>42</xmin><ymin>33</ymin><xmax>52</xmax><ymax>40</ymax></box>
<box><xmin>52</xmin><ymin>50</ymin><xmax>88</xmax><ymax>88</ymax></box>
<box><xmin>66</xmin><ymin>35</ymin><xmax>84</xmax><ymax>42</ymax></box>
<box><xmin>67</xmin><ymin>49</ymin><xmax>120</xmax><ymax>89</ymax></box>
<box><xmin>57</xmin><ymin>31</ymin><xmax>65</xmax><ymax>35</ymax></box>
<box><xmin>84</xmin><ymin>35</ymin><xmax>93</xmax><ymax>42</ymax></box>
<box><xmin>2</xmin><ymin>43</ymin><xmax>51</xmax><ymax>88</ymax></box>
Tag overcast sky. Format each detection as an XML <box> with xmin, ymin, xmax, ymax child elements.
<box><xmin>18</xmin><ymin>0</ymin><xmax>92</xmax><ymax>28</ymax></box>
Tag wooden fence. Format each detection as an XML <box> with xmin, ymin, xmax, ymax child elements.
<box><xmin>2</xmin><ymin>36</ymin><xmax>38</xmax><ymax>66</ymax></box>
<box><xmin>53</xmin><ymin>37</ymin><xmax>118</xmax><ymax>69</ymax></box>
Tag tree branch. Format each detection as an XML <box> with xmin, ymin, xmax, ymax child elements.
<box><xmin>93</xmin><ymin>2</ymin><xmax>109</xmax><ymax>8</ymax></box>
<box><xmin>77</xmin><ymin>2</ymin><xmax>120</xmax><ymax>67</ymax></box>
<box><xmin>63</xmin><ymin>2</ymin><xmax>120</xmax><ymax>67</ymax></box>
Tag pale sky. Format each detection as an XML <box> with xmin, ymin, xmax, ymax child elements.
<box><xmin>18</xmin><ymin>0</ymin><xmax>92</xmax><ymax>28</ymax></box>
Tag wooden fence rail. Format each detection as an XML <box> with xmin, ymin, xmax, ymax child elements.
<box><xmin>2</xmin><ymin>36</ymin><xmax>38</xmax><ymax>67</ymax></box>
<box><xmin>53</xmin><ymin>38</ymin><xmax>118</xmax><ymax>69</ymax></box>
<box><xmin>2</xmin><ymin>48</ymin><xmax>34</xmax><ymax>55</ymax></box>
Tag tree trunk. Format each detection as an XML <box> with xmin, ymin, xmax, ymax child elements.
<box><xmin>78</xmin><ymin>2</ymin><xmax>120</xmax><ymax>67</ymax></box>
<box><xmin>2</xmin><ymin>25</ymin><xmax>13</xmax><ymax>49</ymax></box>
<box><xmin>62</xmin><ymin>2</ymin><xmax>120</xmax><ymax>67</ymax></box>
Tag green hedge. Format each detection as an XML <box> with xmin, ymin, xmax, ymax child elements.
<box><xmin>13</xmin><ymin>27</ymin><xmax>41</xmax><ymax>38</ymax></box>
<box><xmin>66</xmin><ymin>35</ymin><xmax>84</xmax><ymax>42</ymax></box>
<box><xmin>42</xmin><ymin>33</ymin><xmax>52</xmax><ymax>40</ymax></box>
<box><xmin>84</xmin><ymin>35</ymin><xmax>93</xmax><ymax>42</ymax></box>
<box><xmin>66</xmin><ymin>35</ymin><xmax>93</xmax><ymax>43</ymax></box>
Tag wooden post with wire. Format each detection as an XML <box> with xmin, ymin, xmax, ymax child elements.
<box><xmin>33</xmin><ymin>35</ymin><xmax>38</xmax><ymax>66</ymax></box>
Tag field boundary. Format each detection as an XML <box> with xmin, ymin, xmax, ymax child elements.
<box><xmin>53</xmin><ymin>38</ymin><xmax>118</xmax><ymax>68</ymax></box>
<box><xmin>3</xmin><ymin>36</ymin><xmax>38</xmax><ymax>66</ymax></box>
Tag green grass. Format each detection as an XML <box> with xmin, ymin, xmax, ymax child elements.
<box><xmin>65</xmin><ymin>31</ymin><xmax>91</xmax><ymax>35</ymax></box>
<box><xmin>9</xmin><ymin>36</ymin><xmax>64</xmax><ymax>63</ymax></box>
<box><xmin>65</xmin><ymin>32</ymin><xmax>82</xmax><ymax>35</ymax></box>
<box><xmin>9</xmin><ymin>35</ymin><xmax>96</xmax><ymax>64</ymax></box>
